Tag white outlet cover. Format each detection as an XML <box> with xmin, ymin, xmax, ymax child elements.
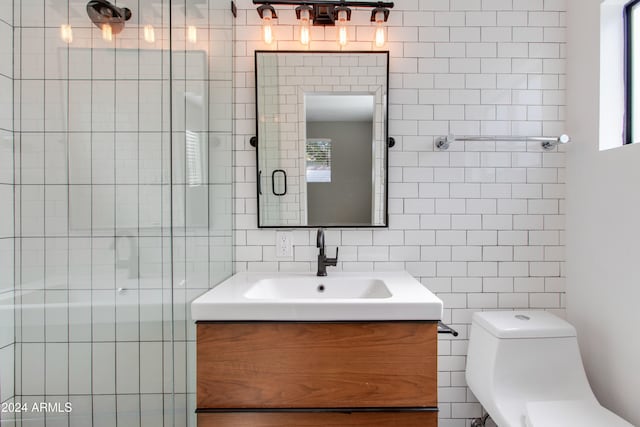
<box><xmin>276</xmin><ymin>231</ymin><xmax>293</xmax><ymax>258</ymax></box>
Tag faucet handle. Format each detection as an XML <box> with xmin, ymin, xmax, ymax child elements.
<box><xmin>327</xmin><ymin>247</ymin><xmax>339</xmax><ymax>265</ymax></box>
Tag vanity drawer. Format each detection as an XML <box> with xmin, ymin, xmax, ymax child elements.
<box><xmin>198</xmin><ymin>411</ymin><xmax>437</xmax><ymax>427</ymax></box>
<box><xmin>197</xmin><ymin>322</ymin><xmax>437</xmax><ymax>409</ymax></box>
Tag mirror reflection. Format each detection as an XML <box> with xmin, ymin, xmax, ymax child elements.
<box><xmin>306</xmin><ymin>93</ymin><xmax>374</xmax><ymax>225</ymax></box>
<box><xmin>256</xmin><ymin>51</ymin><xmax>389</xmax><ymax>228</ymax></box>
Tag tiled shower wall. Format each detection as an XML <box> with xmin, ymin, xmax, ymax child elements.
<box><xmin>10</xmin><ymin>0</ymin><xmax>233</xmax><ymax>426</ymax></box>
<box><xmin>233</xmin><ymin>0</ymin><xmax>566</xmax><ymax>426</ymax></box>
<box><xmin>0</xmin><ymin>2</ymin><xmax>15</xmax><ymax>418</ymax></box>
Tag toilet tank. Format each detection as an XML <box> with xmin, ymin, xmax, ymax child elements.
<box><xmin>466</xmin><ymin>311</ymin><xmax>597</xmax><ymax>427</ymax></box>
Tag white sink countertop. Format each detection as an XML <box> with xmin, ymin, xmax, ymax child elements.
<box><xmin>191</xmin><ymin>271</ymin><xmax>443</xmax><ymax>321</ymax></box>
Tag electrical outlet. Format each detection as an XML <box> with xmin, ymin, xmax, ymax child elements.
<box><xmin>276</xmin><ymin>231</ymin><xmax>293</xmax><ymax>258</ymax></box>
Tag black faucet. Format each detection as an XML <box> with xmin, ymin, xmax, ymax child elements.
<box><xmin>316</xmin><ymin>228</ymin><xmax>338</xmax><ymax>277</ymax></box>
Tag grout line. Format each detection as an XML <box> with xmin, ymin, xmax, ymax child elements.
<box><xmin>136</xmin><ymin>2</ymin><xmax>142</xmax><ymax>425</ymax></box>
<box><xmin>89</xmin><ymin>19</ymin><xmax>95</xmax><ymax>427</ymax></box>
<box><xmin>112</xmin><ymin>21</ymin><xmax>119</xmax><ymax>427</ymax></box>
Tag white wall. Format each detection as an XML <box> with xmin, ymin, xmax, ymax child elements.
<box><xmin>234</xmin><ymin>0</ymin><xmax>568</xmax><ymax>425</ymax></box>
<box><xmin>566</xmin><ymin>1</ymin><xmax>640</xmax><ymax>425</ymax></box>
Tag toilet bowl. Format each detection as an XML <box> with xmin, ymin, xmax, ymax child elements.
<box><xmin>465</xmin><ymin>311</ymin><xmax>633</xmax><ymax>427</ymax></box>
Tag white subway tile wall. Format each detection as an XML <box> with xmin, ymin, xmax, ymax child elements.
<box><xmin>8</xmin><ymin>1</ymin><xmax>233</xmax><ymax>426</ymax></box>
<box><xmin>233</xmin><ymin>0</ymin><xmax>566</xmax><ymax>425</ymax></box>
<box><xmin>0</xmin><ymin>3</ymin><xmax>15</xmax><ymax>420</ymax></box>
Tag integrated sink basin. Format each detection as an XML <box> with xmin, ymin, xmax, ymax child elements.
<box><xmin>191</xmin><ymin>271</ymin><xmax>443</xmax><ymax>321</ymax></box>
<box><xmin>244</xmin><ymin>277</ymin><xmax>392</xmax><ymax>300</ymax></box>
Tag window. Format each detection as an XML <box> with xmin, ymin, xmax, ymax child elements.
<box><xmin>625</xmin><ymin>0</ymin><xmax>640</xmax><ymax>144</ymax></box>
<box><xmin>306</xmin><ymin>138</ymin><xmax>331</xmax><ymax>183</ymax></box>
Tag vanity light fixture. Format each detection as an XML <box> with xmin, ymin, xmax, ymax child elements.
<box><xmin>257</xmin><ymin>4</ymin><xmax>277</xmax><ymax>45</ymax></box>
<box><xmin>371</xmin><ymin>5</ymin><xmax>389</xmax><ymax>47</ymax></box>
<box><xmin>335</xmin><ymin>4</ymin><xmax>351</xmax><ymax>46</ymax></box>
<box><xmin>253</xmin><ymin>1</ymin><xmax>394</xmax><ymax>47</ymax></box>
<box><xmin>295</xmin><ymin>4</ymin><xmax>313</xmax><ymax>46</ymax></box>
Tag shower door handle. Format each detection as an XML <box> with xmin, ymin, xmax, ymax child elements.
<box><xmin>272</xmin><ymin>169</ymin><xmax>287</xmax><ymax>196</ymax></box>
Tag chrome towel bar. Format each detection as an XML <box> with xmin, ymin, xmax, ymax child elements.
<box><xmin>435</xmin><ymin>134</ymin><xmax>570</xmax><ymax>151</ymax></box>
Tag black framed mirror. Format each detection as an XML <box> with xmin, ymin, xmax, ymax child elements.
<box><xmin>254</xmin><ymin>51</ymin><xmax>390</xmax><ymax>228</ymax></box>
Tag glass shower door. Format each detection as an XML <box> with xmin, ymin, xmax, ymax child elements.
<box><xmin>2</xmin><ymin>1</ymin><xmax>233</xmax><ymax>426</ymax></box>
<box><xmin>169</xmin><ymin>1</ymin><xmax>233</xmax><ymax>426</ymax></box>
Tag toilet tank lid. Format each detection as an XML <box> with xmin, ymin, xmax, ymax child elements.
<box><xmin>472</xmin><ymin>311</ymin><xmax>576</xmax><ymax>339</ymax></box>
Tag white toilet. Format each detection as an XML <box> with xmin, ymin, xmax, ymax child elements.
<box><xmin>465</xmin><ymin>311</ymin><xmax>634</xmax><ymax>427</ymax></box>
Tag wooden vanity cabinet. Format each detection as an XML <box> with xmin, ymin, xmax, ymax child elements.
<box><xmin>196</xmin><ymin>322</ymin><xmax>438</xmax><ymax>426</ymax></box>
<box><xmin>197</xmin><ymin>412</ymin><xmax>437</xmax><ymax>427</ymax></box>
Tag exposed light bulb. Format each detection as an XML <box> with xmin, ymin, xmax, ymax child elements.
<box><xmin>374</xmin><ymin>11</ymin><xmax>386</xmax><ymax>47</ymax></box>
<box><xmin>187</xmin><ymin>26</ymin><xmax>197</xmax><ymax>44</ymax></box>
<box><xmin>338</xmin><ymin>26</ymin><xmax>348</xmax><ymax>47</ymax></box>
<box><xmin>262</xmin><ymin>9</ymin><xmax>274</xmax><ymax>45</ymax></box>
<box><xmin>300</xmin><ymin>25</ymin><xmax>310</xmax><ymax>46</ymax></box>
<box><xmin>337</xmin><ymin>9</ymin><xmax>348</xmax><ymax>47</ymax></box>
<box><xmin>299</xmin><ymin>8</ymin><xmax>310</xmax><ymax>46</ymax></box>
<box><xmin>375</xmin><ymin>26</ymin><xmax>385</xmax><ymax>47</ymax></box>
<box><xmin>102</xmin><ymin>23</ymin><xmax>113</xmax><ymax>41</ymax></box>
<box><xmin>60</xmin><ymin>24</ymin><xmax>73</xmax><ymax>44</ymax></box>
<box><xmin>144</xmin><ymin>24</ymin><xmax>155</xmax><ymax>43</ymax></box>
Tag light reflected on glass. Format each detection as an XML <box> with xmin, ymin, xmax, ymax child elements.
<box><xmin>144</xmin><ymin>24</ymin><xmax>155</xmax><ymax>43</ymax></box>
<box><xmin>188</xmin><ymin>26</ymin><xmax>197</xmax><ymax>44</ymax></box>
<box><xmin>60</xmin><ymin>24</ymin><xmax>73</xmax><ymax>44</ymax></box>
<box><xmin>102</xmin><ymin>24</ymin><xmax>113</xmax><ymax>41</ymax></box>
